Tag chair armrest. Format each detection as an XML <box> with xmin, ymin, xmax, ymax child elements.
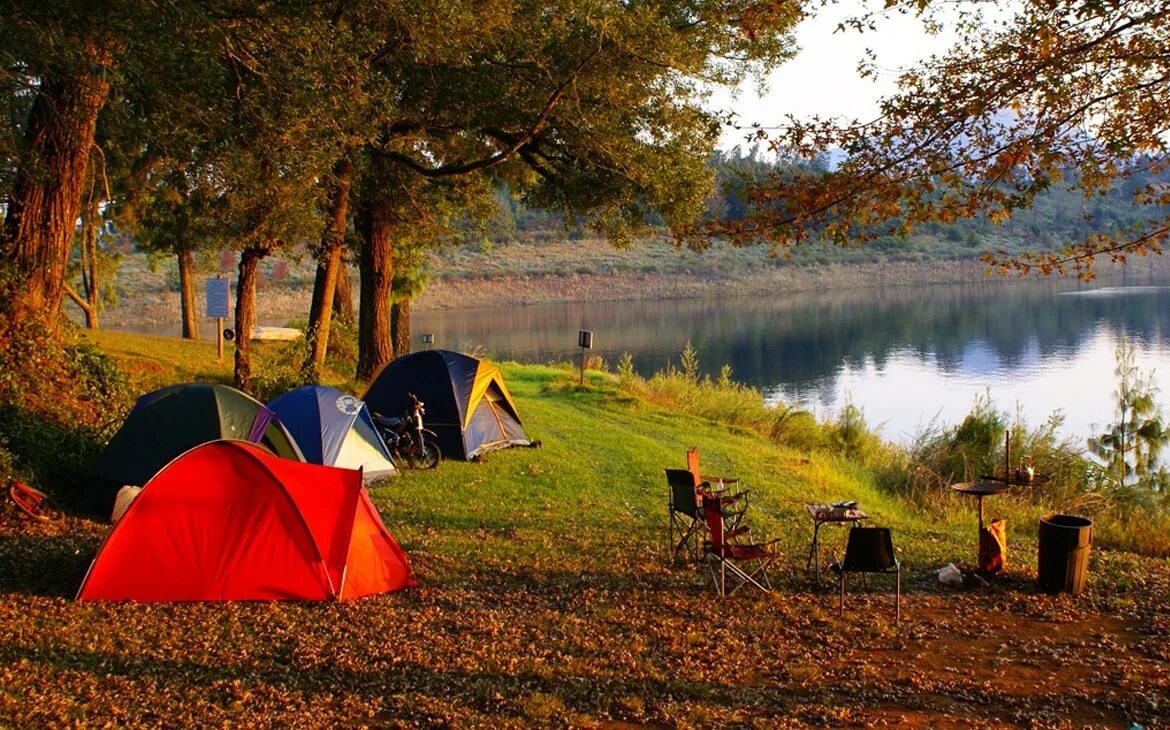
<box><xmin>725</xmin><ymin>525</ymin><xmax>751</xmax><ymax>541</ymax></box>
<box><xmin>698</xmin><ymin>487</ymin><xmax>749</xmax><ymax>503</ymax></box>
<box><xmin>700</xmin><ymin>474</ymin><xmax>739</xmax><ymax>485</ymax></box>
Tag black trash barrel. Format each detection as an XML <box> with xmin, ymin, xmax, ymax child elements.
<box><xmin>1037</xmin><ymin>514</ymin><xmax>1093</xmax><ymax>595</ymax></box>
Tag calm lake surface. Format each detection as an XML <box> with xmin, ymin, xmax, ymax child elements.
<box><xmin>413</xmin><ymin>272</ymin><xmax>1170</xmax><ymax>445</ymax></box>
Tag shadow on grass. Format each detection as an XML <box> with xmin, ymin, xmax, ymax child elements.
<box><xmin>0</xmin><ymin>531</ymin><xmax>98</xmax><ymax>598</ymax></box>
<box><xmin>0</xmin><ymin>402</ymin><xmax>105</xmax><ymax>512</ymax></box>
<box><xmin>0</xmin><ymin>641</ymin><xmax>803</xmax><ymax>726</ymax></box>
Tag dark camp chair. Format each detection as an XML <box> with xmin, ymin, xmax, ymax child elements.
<box><xmin>836</xmin><ymin>527</ymin><xmax>901</xmax><ymax>623</ymax></box>
<box><xmin>666</xmin><ymin>468</ymin><xmax>705</xmax><ymax>563</ymax></box>
<box><xmin>701</xmin><ymin>495</ymin><xmax>777</xmax><ymax>597</ymax></box>
<box><xmin>686</xmin><ymin>447</ymin><xmax>750</xmax><ymax>517</ymax></box>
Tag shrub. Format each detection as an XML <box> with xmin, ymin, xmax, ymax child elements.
<box><xmin>249</xmin><ymin>340</ymin><xmax>312</xmax><ymax>402</ymax></box>
<box><xmin>0</xmin><ymin>317</ymin><xmax>128</xmax><ymax>505</ymax></box>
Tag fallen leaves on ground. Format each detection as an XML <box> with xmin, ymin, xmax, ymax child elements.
<box><xmin>1</xmin><ymin>506</ymin><xmax>1168</xmax><ymax>729</ymax></box>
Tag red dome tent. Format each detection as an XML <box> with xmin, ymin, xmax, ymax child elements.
<box><xmin>77</xmin><ymin>440</ymin><xmax>415</xmax><ymax>602</ymax></box>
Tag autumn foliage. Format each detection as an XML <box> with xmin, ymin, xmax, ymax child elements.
<box><xmin>718</xmin><ymin>0</ymin><xmax>1170</xmax><ymax>280</ymax></box>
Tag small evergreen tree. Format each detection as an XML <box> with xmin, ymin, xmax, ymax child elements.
<box><xmin>1088</xmin><ymin>337</ymin><xmax>1170</xmax><ymax>491</ymax></box>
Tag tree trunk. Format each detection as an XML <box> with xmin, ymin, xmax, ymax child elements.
<box><xmin>78</xmin><ymin>190</ymin><xmax>101</xmax><ymax>329</ymax></box>
<box><xmin>64</xmin><ymin>285</ymin><xmax>97</xmax><ymax>329</ymax></box>
<box><xmin>233</xmin><ymin>243</ymin><xmax>272</xmax><ymax>392</ymax></box>
<box><xmin>357</xmin><ymin>202</ymin><xmax>394</xmax><ymax>381</ymax></box>
<box><xmin>391</xmin><ymin>300</ymin><xmax>411</xmax><ymax>358</ymax></box>
<box><xmin>0</xmin><ymin>49</ymin><xmax>111</xmax><ymax>332</ymax></box>
<box><xmin>178</xmin><ymin>249</ymin><xmax>199</xmax><ymax>339</ymax></box>
<box><xmin>333</xmin><ymin>260</ymin><xmax>355</xmax><ymax>325</ymax></box>
<box><xmin>304</xmin><ymin>159</ymin><xmax>352</xmax><ymax>380</ymax></box>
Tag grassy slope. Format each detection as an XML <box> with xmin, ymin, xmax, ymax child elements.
<box><xmin>2</xmin><ymin>335</ymin><xmax>1169</xmax><ymax>727</ymax></box>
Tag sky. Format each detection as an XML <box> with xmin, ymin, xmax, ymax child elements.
<box><xmin>711</xmin><ymin>2</ymin><xmax>959</xmax><ymax>150</ymax></box>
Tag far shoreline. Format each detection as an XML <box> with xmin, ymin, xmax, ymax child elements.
<box><xmin>89</xmin><ymin>254</ymin><xmax>1170</xmax><ymax>331</ymax></box>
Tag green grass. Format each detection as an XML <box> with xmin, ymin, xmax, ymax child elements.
<box><xmin>2</xmin><ymin>336</ymin><xmax>1170</xmax><ymax>727</ymax></box>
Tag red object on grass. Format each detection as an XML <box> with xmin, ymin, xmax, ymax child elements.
<box><xmin>77</xmin><ymin>440</ymin><xmax>414</xmax><ymax>602</ymax></box>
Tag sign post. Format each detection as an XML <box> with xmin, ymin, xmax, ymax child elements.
<box><xmin>578</xmin><ymin>330</ymin><xmax>593</xmax><ymax>385</ymax></box>
<box><xmin>205</xmin><ymin>276</ymin><xmax>231</xmax><ymax>361</ymax></box>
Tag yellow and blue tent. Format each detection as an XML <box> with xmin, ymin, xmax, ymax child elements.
<box><xmin>363</xmin><ymin>350</ymin><xmax>532</xmax><ymax>460</ymax></box>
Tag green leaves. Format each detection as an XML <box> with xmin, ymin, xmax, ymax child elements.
<box><xmin>1089</xmin><ymin>336</ymin><xmax>1170</xmax><ymax>491</ymax></box>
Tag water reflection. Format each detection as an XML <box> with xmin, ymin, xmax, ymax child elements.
<box><xmin>415</xmin><ymin>276</ymin><xmax>1170</xmax><ymax>443</ymax></box>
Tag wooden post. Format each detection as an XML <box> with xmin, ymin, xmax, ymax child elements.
<box><xmin>217</xmin><ymin>317</ymin><xmax>224</xmax><ymax>361</ymax></box>
<box><xmin>577</xmin><ymin>330</ymin><xmax>592</xmax><ymax>385</ymax></box>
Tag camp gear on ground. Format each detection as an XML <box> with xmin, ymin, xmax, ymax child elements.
<box><xmin>979</xmin><ymin>518</ymin><xmax>1008</xmax><ymax>577</ymax></box>
<box><xmin>686</xmin><ymin>447</ymin><xmax>740</xmax><ymax>491</ymax></box>
<box><xmin>8</xmin><ymin>481</ymin><xmax>64</xmax><ymax>523</ymax></box>
<box><xmin>835</xmin><ymin>526</ymin><xmax>901</xmax><ymax>623</ymax></box>
<box><xmin>701</xmin><ymin>494</ymin><xmax>778</xmax><ymax>597</ymax></box>
<box><xmin>77</xmin><ymin>440</ymin><xmax>414</xmax><ymax>602</ymax></box>
<box><xmin>363</xmin><ymin>350</ymin><xmax>531</xmax><ymax>460</ymax></box>
<box><xmin>666</xmin><ymin>468</ymin><xmax>706</xmax><ymax>564</ymax></box>
<box><xmin>267</xmin><ymin>385</ymin><xmax>397</xmax><ymax>481</ymax></box>
<box><xmin>1038</xmin><ymin>514</ymin><xmax>1093</xmax><ymax>595</ymax></box>
<box><xmin>110</xmin><ymin>486</ymin><xmax>142</xmax><ymax>524</ymax></box>
<box><xmin>950</xmin><ymin>481</ymin><xmax>1011</xmax><ymax>574</ymax></box>
<box><xmin>938</xmin><ymin>563</ymin><xmax>963</xmax><ymax>588</ymax></box>
<box><xmin>805</xmin><ymin>502</ymin><xmax>869</xmax><ymax>583</ymax></box>
<box><xmin>87</xmin><ymin>382</ymin><xmax>304</xmax><ymax>516</ymax></box>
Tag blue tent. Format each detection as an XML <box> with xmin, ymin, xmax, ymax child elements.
<box><xmin>268</xmin><ymin>386</ymin><xmax>396</xmax><ymax>481</ymax></box>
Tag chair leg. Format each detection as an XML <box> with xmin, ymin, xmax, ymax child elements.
<box><xmin>895</xmin><ymin>566</ymin><xmax>901</xmax><ymax>624</ymax></box>
<box><xmin>668</xmin><ymin>508</ymin><xmax>675</xmax><ymax>562</ymax></box>
<box><xmin>839</xmin><ymin>571</ymin><xmax>846</xmax><ymax>616</ymax></box>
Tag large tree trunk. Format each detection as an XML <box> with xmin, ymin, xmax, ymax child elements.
<box><xmin>304</xmin><ymin>159</ymin><xmax>352</xmax><ymax>380</ymax></box>
<box><xmin>333</xmin><ymin>260</ymin><xmax>355</xmax><ymax>325</ymax></box>
<box><xmin>0</xmin><ymin>50</ymin><xmax>111</xmax><ymax>332</ymax></box>
<box><xmin>356</xmin><ymin>202</ymin><xmax>394</xmax><ymax>381</ymax></box>
<box><xmin>233</xmin><ymin>242</ymin><xmax>273</xmax><ymax>392</ymax></box>
<box><xmin>391</xmin><ymin>300</ymin><xmax>411</xmax><ymax>358</ymax></box>
<box><xmin>178</xmin><ymin>248</ymin><xmax>199</xmax><ymax>339</ymax></box>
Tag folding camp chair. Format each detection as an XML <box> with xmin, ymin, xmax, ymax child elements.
<box><xmin>686</xmin><ymin>447</ymin><xmax>750</xmax><ymax>516</ymax></box>
<box><xmin>701</xmin><ymin>495</ymin><xmax>778</xmax><ymax>597</ymax></box>
<box><xmin>835</xmin><ymin>527</ymin><xmax>901</xmax><ymax>623</ymax></box>
<box><xmin>666</xmin><ymin>469</ymin><xmax>705</xmax><ymax>563</ymax></box>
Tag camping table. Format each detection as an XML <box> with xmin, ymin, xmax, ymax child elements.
<box><xmin>805</xmin><ymin>503</ymin><xmax>869</xmax><ymax>583</ymax></box>
<box><xmin>950</xmin><ymin>481</ymin><xmax>1011</xmax><ymax>565</ymax></box>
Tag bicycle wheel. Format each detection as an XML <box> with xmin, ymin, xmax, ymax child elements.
<box><xmin>8</xmin><ymin>481</ymin><xmax>65</xmax><ymax>523</ymax></box>
<box><xmin>411</xmin><ymin>440</ymin><xmax>442</xmax><ymax>470</ymax></box>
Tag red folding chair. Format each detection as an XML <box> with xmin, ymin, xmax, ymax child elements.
<box><xmin>702</xmin><ymin>495</ymin><xmax>778</xmax><ymax>597</ymax></box>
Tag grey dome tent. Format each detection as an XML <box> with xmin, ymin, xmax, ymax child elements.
<box><xmin>87</xmin><ymin>382</ymin><xmax>303</xmax><ymax>516</ymax></box>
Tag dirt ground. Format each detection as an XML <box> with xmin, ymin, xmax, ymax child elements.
<box><xmin>2</xmin><ymin>507</ymin><xmax>1167</xmax><ymax>729</ymax></box>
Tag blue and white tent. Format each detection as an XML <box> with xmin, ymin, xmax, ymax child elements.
<box><xmin>267</xmin><ymin>386</ymin><xmax>396</xmax><ymax>481</ymax></box>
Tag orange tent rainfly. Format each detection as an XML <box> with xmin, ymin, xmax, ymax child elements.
<box><xmin>77</xmin><ymin>440</ymin><xmax>415</xmax><ymax>602</ymax></box>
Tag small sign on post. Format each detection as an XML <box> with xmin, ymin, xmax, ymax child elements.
<box><xmin>421</xmin><ymin>333</ymin><xmax>434</xmax><ymax>350</ymax></box>
<box><xmin>578</xmin><ymin>330</ymin><xmax>593</xmax><ymax>384</ymax></box>
<box><xmin>205</xmin><ymin>276</ymin><xmax>230</xmax><ymax>361</ymax></box>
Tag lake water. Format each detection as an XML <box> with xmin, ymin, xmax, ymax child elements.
<box><xmin>412</xmin><ymin>272</ymin><xmax>1170</xmax><ymax>445</ymax></box>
